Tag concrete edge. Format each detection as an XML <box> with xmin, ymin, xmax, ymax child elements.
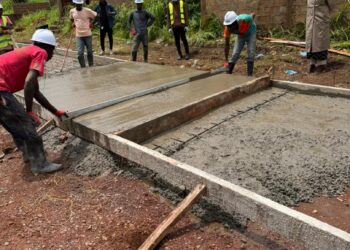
<box><xmin>54</xmin><ymin>47</ymin><xmax>128</xmax><ymax>64</ymax></box>
<box><xmin>16</xmin><ymin>43</ymin><xmax>128</xmax><ymax>64</ymax></box>
<box><xmin>272</xmin><ymin>80</ymin><xmax>350</xmax><ymax>99</ymax></box>
<box><xmin>117</xmin><ymin>75</ymin><xmax>271</xmax><ymax>143</ymax></box>
<box><xmin>63</xmin><ymin>121</ymin><xmax>350</xmax><ymax>250</ymax></box>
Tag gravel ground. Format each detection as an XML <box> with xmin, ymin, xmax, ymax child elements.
<box><xmin>148</xmin><ymin>88</ymin><xmax>350</xmax><ymax>206</ymax></box>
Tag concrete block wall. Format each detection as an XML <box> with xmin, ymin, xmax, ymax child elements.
<box><xmin>202</xmin><ymin>0</ymin><xmax>350</xmax><ymax>28</ymax></box>
<box><xmin>13</xmin><ymin>2</ymin><xmax>51</xmax><ymax>15</ymax></box>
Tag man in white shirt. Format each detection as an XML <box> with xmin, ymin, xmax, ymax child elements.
<box><xmin>70</xmin><ymin>0</ymin><xmax>97</xmax><ymax>67</ymax></box>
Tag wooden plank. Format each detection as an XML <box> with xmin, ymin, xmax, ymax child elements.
<box><xmin>264</xmin><ymin>38</ymin><xmax>350</xmax><ymax>57</ymax></box>
<box><xmin>139</xmin><ymin>184</ymin><xmax>207</xmax><ymax>250</ymax></box>
<box><xmin>37</xmin><ymin>119</ymin><xmax>55</xmax><ymax>135</ymax></box>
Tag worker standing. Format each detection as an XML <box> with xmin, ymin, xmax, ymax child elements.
<box><xmin>223</xmin><ymin>11</ymin><xmax>256</xmax><ymax>76</ymax></box>
<box><xmin>306</xmin><ymin>0</ymin><xmax>332</xmax><ymax>73</ymax></box>
<box><xmin>167</xmin><ymin>0</ymin><xmax>190</xmax><ymax>60</ymax></box>
<box><xmin>0</xmin><ymin>4</ymin><xmax>14</xmax><ymax>55</ymax></box>
<box><xmin>70</xmin><ymin>0</ymin><xmax>97</xmax><ymax>68</ymax></box>
<box><xmin>95</xmin><ymin>0</ymin><xmax>116</xmax><ymax>56</ymax></box>
<box><xmin>0</xmin><ymin>29</ymin><xmax>67</xmax><ymax>174</ymax></box>
<box><xmin>128</xmin><ymin>0</ymin><xmax>155</xmax><ymax>63</ymax></box>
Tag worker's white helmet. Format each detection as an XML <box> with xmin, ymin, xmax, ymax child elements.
<box><xmin>73</xmin><ymin>0</ymin><xmax>84</xmax><ymax>4</ymax></box>
<box><xmin>135</xmin><ymin>0</ymin><xmax>144</xmax><ymax>3</ymax></box>
<box><xmin>223</xmin><ymin>11</ymin><xmax>238</xmax><ymax>26</ymax></box>
<box><xmin>0</xmin><ymin>4</ymin><xmax>3</xmax><ymax>9</ymax></box>
<box><xmin>31</xmin><ymin>29</ymin><xmax>57</xmax><ymax>47</ymax></box>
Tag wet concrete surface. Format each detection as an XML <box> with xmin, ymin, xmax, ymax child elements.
<box><xmin>17</xmin><ymin>62</ymin><xmax>205</xmax><ymax>112</ymax></box>
<box><xmin>144</xmin><ymin>88</ymin><xmax>350</xmax><ymax>206</ymax></box>
<box><xmin>74</xmin><ymin>74</ymin><xmax>254</xmax><ymax>135</ymax></box>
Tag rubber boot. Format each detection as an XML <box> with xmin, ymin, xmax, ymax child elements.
<box><xmin>226</xmin><ymin>63</ymin><xmax>235</xmax><ymax>74</ymax></box>
<box><xmin>132</xmin><ymin>51</ymin><xmax>137</xmax><ymax>61</ymax></box>
<box><xmin>247</xmin><ymin>61</ymin><xmax>254</xmax><ymax>76</ymax></box>
<box><xmin>31</xmin><ymin>162</ymin><xmax>63</xmax><ymax>175</ymax></box>
<box><xmin>185</xmin><ymin>54</ymin><xmax>190</xmax><ymax>60</ymax></box>
<box><xmin>87</xmin><ymin>54</ymin><xmax>94</xmax><ymax>67</ymax></box>
<box><xmin>144</xmin><ymin>50</ymin><xmax>148</xmax><ymax>63</ymax></box>
<box><xmin>78</xmin><ymin>56</ymin><xmax>86</xmax><ymax>68</ymax></box>
<box><xmin>177</xmin><ymin>53</ymin><xmax>183</xmax><ymax>60</ymax></box>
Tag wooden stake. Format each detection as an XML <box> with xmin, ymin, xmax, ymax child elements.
<box><xmin>264</xmin><ymin>38</ymin><xmax>350</xmax><ymax>58</ymax></box>
<box><xmin>37</xmin><ymin>119</ymin><xmax>56</xmax><ymax>135</ymax></box>
<box><xmin>139</xmin><ymin>184</ymin><xmax>207</xmax><ymax>250</ymax></box>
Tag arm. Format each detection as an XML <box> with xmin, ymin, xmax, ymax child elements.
<box><xmin>224</xmin><ymin>37</ymin><xmax>230</xmax><ymax>61</ymax></box>
<box><xmin>127</xmin><ymin>12</ymin><xmax>133</xmax><ymax>29</ymax></box>
<box><xmin>184</xmin><ymin>1</ymin><xmax>189</xmax><ymax>26</ymax></box>
<box><xmin>95</xmin><ymin>6</ymin><xmax>100</xmax><ymax>18</ymax></box>
<box><xmin>147</xmin><ymin>12</ymin><xmax>155</xmax><ymax>27</ymax></box>
<box><xmin>108</xmin><ymin>6</ymin><xmax>117</xmax><ymax>16</ymax></box>
<box><xmin>24</xmin><ymin>70</ymin><xmax>57</xmax><ymax>114</ymax></box>
<box><xmin>325</xmin><ymin>0</ymin><xmax>332</xmax><ymax>11</ymax></box>
<box><xmin>167</xmin><ymin>4</ymin><xmax>171</xmax><ymax>29</ymax></box>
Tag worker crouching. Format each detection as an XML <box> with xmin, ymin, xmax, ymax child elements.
<box><xmin>0</xmin><ymin>30</ymin><xmax>67</xmax><ymax>175</ymax></box>
<box><xmin>223</xmin><ymin>11</ymin><xmax>256</xmax><ymax>76</ymax></box>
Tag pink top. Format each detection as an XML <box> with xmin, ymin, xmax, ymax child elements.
<box><xmin>70</xmin><ymin>7</ymin><xmax>97</xmax><ymax>37</ymax></box>
<box><xmin>0</xmin><ymin>45</ymin><xmax>47</xmax><ymax>93</ymax></box>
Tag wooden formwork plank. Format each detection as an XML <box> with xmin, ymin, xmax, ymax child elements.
<box><xmin>139</xmin><ymin>184</ymin><xmax>206</xmax><ymax>250</ymax></box>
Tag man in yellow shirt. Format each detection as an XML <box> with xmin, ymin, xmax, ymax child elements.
<box><xmin>0</xmin><ymin>4</ymin><xmax>14</xmax><ymax>55</ymax></box>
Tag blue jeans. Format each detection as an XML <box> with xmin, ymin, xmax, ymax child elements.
<box><xmin>76</xmin><ymin>36</ymin><xmax>93</xmax><ymax>67</ymax></box>
<box><xmin>229</xmin><ymin>30</ymin><xmax>256</xmax><ymax>64</ymax></box>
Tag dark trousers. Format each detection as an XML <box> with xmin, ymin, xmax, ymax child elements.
<box><xmin>100</xmin><ymin>27</ymin><xmax>113</xmax><ymax>51</ymax></box>
<box><xmin>0</xmin><ymin>92</ymin><xmax>47</xmax><ymax>169</ymax></box>
<box><xmin>173</xmin><ymin>26</ymin><xmax>189</xmax><ymax>56</ymax></box>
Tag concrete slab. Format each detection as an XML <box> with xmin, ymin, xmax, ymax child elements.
<box><xmin>17</xmin><ymin>62</ymin><xmax>206</xmax><ymax>113</ymax></box>
<box><xmin>72</xmin><ymin>75</ymin><xmax>269</xmax><ymax>143</ymax></box>
<box><xmin>148</xmin><ymin>88</ymin><xmax>350</xmax><ymax>207</ymax></box>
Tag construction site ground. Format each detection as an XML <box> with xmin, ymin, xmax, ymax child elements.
<box><xmin>0</xmin><ymin>127</ymin><xmax>349</xmax><ymax>249</ymax></box>
<box><xmin>1</xmin><ymin>40</ymin><xmax>349</xmax><ymax>249</ymax></box>
<box><xmin>109</xmin><ymin>40</ymin><xmax>350</xmax><ymax>89</ymax></box>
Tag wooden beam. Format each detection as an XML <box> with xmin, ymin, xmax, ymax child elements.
<box><xmin>264</xmin><ymin>38</ymin><xmax>350</xmax><ymax>57</ymax></box>
<box><xmin>139</xmin><ymin>184</ymin><xmax>207</xmax><ymax>250</ymax></box>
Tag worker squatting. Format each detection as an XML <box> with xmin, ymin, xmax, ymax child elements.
<box><xmin>0</xmin><ymin>0</ymin><xmax>332</xmax><ymax>175</ymax></box>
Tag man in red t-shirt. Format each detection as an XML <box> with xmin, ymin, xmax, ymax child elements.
<box><xmin>0</xmin><ymin>29</ymin><xmax>67</xmax><ymax>175</ymax></box>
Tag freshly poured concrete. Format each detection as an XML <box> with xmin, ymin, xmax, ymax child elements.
<box><xmin>73</xmin><ymin>74</ymin><xmax>256</xmax><ymax>141</ymax></box>
<box><xmin>144</xmin><ymin>88</ymin><xmax>350</xmax><ymax>206</ymax></box>
<box><xmin>18</xmin><ymin>62</ymin><xmax>205</xmax><ymax>112</ymax></box>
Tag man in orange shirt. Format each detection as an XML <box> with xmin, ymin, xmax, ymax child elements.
<box><xmin>223</xmin><ymin>11</ymin><xmax>256</xmax><ymax>76</ymax></box>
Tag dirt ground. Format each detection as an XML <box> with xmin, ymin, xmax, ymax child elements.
<box><xmin>0</xmin><ymin>128</ymin><xmax>306</xmax><ymax>250</ymax></box>
<box><xmin>2</xmin><ymin>39</ymin><xmax>349</xmax><ymax>249</ymax></box>
<box><xmin>0</xmin><ymin>128</ymin><xmax>348</xmax><ymax>249</ymax></box>
<box><xmin>108</xmin><ymin>39</ymin><xmax>350</xmax><ymax>89</ymax></box>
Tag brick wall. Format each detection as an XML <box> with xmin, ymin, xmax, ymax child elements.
<box><xmin>202</xmin><ymin>0</ymin><xmax>350</xmax><ymax>28</ymax></box>
<box><xmin>13</xmin><ymin>2</ymin><xmax>51</xmax><ymax>15</ymax></box>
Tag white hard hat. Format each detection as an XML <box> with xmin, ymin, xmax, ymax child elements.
<box><xmin>223</xmin><ymin>11</ymin><xmax>238</xmax><ymax>26</ymax></box>
<box><xmin>31</xmin><ymin>29</ymin><xmax>56</xmax><ymax>47</ymax></box>
<box><xmin>0</xmin><ymin>4</ymin><xmax>3</xmax><ymax>9</ymax></box>
<box><xmin>135</xmin><ymin>0</ymin><xmax>144</xmax><ymax>3</ymax></box>
<box><xmin>73</xmin><ymin>0</ymin><xmax>84</xmax><ymax>4</ymax></box>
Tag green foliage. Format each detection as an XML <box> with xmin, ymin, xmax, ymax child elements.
<box><xmin>269</xmin><ymin>2</ymin><xmax>350</xmax><ymax>49</ymax></box>
<box><xmin>330</xmin><ymin>2</ymin><xmax>350</xmax><ymax>42</ymax></box>
<box><xmin>15</xmin><ymin>7</ymin><xmax>60</xmax><ymax>37</ymax></box>
<box><xmin>2</xmin><ymin>0</ymin><xmax>14</xmax><ymax>15</ymax></box>
<box><xmin>268</xmin><ymin>23</ymin><xmax>306</xmax><ymax>41</ymax></box>
<box><xmin>25</xmin><ymin>0</ymin><xmax>49</xmax><ymax>3</ymax></box>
